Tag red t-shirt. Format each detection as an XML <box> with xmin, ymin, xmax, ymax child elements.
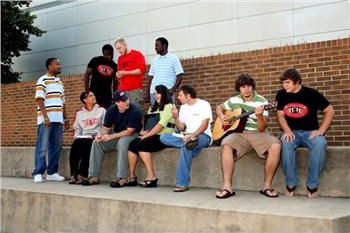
<box><xmin>117</xmin><ymin>49</ymin><xmax>146</xmax><ymax>91</ymax></box>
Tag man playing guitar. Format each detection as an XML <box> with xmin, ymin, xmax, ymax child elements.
<box><xmin>215</xmin><ymin>74</ymin><xmax>281</xmax><ymax>199</ymax></box>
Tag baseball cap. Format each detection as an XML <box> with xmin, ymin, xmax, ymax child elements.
<box><xmin>113</xmin><ymin>91</ymin><xmax>129</xmax><ymax>102</ymax></box>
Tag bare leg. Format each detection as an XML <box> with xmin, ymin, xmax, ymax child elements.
<box><xmin>216</xmin><ymin>144</ymin><xmax>235</xmax><ymax>197</ymax></box>
<box><xmin>128</xmin><ymin>151</ymin><xmax>138</xmax><ymax>178</ymax></box>
<box><xmin>263</xmin><ymin>142</ymin><xmax>281</xmax><ymax>196</ymax></box>
<box><xmin>139</xmin><ymin>151</ymin><xmax>156</xmax><ymax>180</ymax></box>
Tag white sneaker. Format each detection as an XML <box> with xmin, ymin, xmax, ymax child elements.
<box><xmin>47</xmin><ymin>173</ymin><xmax>65</xmax><ymax>181</ymax></box>
<box><xmin>34</xmin><ymin>174</ymin><xmax>43</xmax><ymax>183</ymax></box>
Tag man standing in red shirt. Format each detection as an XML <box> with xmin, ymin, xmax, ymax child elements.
<box><xmin>114</xmin><ymin>38</ymin><xmax>147</xmax><ymax>114</ymax></box>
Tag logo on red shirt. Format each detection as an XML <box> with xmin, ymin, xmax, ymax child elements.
<box><xmin>97</xmin><ymin>65</ymin><xmax>113</xmax><ymax>77</ymax></box>
<box><xmin>284</xmin><ymin>103</ymin><xmax>309</xmax><ymax>118</ymax></box>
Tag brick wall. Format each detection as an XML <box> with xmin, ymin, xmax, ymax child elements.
<box><xmin>1</xmin><ymin>38</ymin><xmax>349</xmax><ymax>146</ymax></box>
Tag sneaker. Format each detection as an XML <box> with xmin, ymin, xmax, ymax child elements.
<box><xmin>47</xmin><ymin>173</ymin><xmax>65</xmax><ymax>181</ymax></box>
<box><xmin>34</xmin><ymin>174</ymin><xmax>43</xmax><ymax>183</ymax></box>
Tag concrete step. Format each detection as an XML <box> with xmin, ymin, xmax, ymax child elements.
<box><xmin>1</xmin><ymin>146</ymin><xmax>350</xmax><ymax>197</ymax></box>
<box><xmin>1</xmin><ymin>177</ymin><xmax>349</xmax><ymax>233</ymax></box>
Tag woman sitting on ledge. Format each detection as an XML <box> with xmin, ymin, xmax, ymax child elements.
<box><xmin>127</xmin><ymin>85</ymin><xmax>176</xmax><ymax>187</ymax></box>
<box><xmin>69</xmin><ymin>91</ymin><xmax>106</xmax><ymax>184</ymax></box>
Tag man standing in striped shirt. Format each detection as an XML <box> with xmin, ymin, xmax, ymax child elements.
<box><xmin>146</xmin><ymin>37</ymin><xmax>184</xmax><ymax>105</ymax></box>
<box><xmin>32</xmin><ymin>58</ymin><xmax>69</xmax><ymax>183</ymax></box>
<box><xmin>215</xmin><ymin>74</ymin><xmax>281</xmax><ymax>199</ymax></box>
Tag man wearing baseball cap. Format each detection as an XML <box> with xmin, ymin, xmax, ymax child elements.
<box><xmin>82</xmin><ymin>90</ymin><xmax>142</xmax><ymax>187</ymax></box>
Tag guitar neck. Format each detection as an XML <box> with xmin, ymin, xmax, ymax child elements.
<box><xmin>234</xmin><ymin>109</ymin><xmax>255</xmax><ymax>120</ymax></box>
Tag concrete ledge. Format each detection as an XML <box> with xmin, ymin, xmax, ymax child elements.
<box><xmin>1</xmin><ymin>177</ymin><xmax>350</xmax><ymax>233</ymax></box>
<box><xmin>1</xmin><ymin>146</ymin><xmax>350</xmax><ymax>197</ymax></box>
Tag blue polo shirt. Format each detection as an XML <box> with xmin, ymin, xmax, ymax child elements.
<box><xmin>104</xmin><ymin>104</ymin><xmax>142</xmax><ymax>133</ymax></box>
<box><xmin>148</xmin><ymin>52</ymin><xmax>184</xmax><ymax>93</ymax></box>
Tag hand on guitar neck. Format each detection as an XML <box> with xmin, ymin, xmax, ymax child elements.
<box><xmin>212</xmin><ymin>103</ymin><xmax>276</xmax><ymax>141</ymax></box>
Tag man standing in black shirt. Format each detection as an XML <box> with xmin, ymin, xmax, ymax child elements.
<box><xmin>276</xmin><ymin>68</ymin><xmax>334</xmax><ymax>198</ymax></box>
<box><xmin>84</xmin><ymin>44</ymin><xmax>117</xmax><ymax>109</ymax></box>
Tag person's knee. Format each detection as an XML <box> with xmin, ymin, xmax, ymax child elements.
<box><xmin>269</xmin><ymin>142</ymin><xmax>281</xmax><ymax>156</ymax></box>
<box><xmin>312</xmin><ymin>136</ymin><xmax>327</xmax><ymax>149</ymax></box>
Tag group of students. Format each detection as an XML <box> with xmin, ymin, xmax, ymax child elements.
<box><xmin>32</xmin><ymin>37</ymin><xmax>334</xmax><ymax>199</ymax></box>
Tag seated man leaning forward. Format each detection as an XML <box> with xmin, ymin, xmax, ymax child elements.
<box><xmin>81</xmin><ymin>91</ymin><xmax>142</xmax><ymax>187</ymax></box>
<box><xmin>127</xmin><ymin>85</ymin><xmax>176</xmax><ymax>187</ymax></box>
<box><xmin>160</xmin><ymin>84</ymin><xmax>213</xmax><ymax>192</ymax></box>
<box><xmin>215</xmin><ymin>74</ymin><xmax>281</xmax><ymax>199</ymax></box>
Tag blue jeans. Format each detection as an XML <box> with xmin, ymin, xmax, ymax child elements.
<box><xmin>32</xmin><ymin>123</ymin><xmax>63</xmax><ymax>176</ymax></box>
<box><xmin>160</xmin><ymin>133</ymin><xmax>211</xmax><ymax>186</ymax></box>
<box><xmin>281</xmin><ymin>130</ymin><xmax>327</xmax><ymax>189</ymax></box>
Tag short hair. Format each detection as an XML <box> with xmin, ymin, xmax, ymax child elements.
<box><xmin>156</xmin><ymin>37</ymin><xmax>168</xmax><ymax>48</ymax></box>
<box><xmin>45</xmin><ymin>57</ymin><xmax>58</xmax><ymax>69</ymax></box>
<box><xmin>102</xmin><ymin>44</ymin><xmax>114</xmax><ymax>53</ymax></box>
<box><xmin>114</xmin><ymin>37</ymin><xmax>126</xmax><ymax>45</ymax></box>
<box><xmin>179</xmin><ymin>84</ymin><xmax>197</xmax><ymax>98</ymax></box>
<box><xmin>235</xmin><ymin>74</ymin><xmax>256</xmax><ymax>92</ymax></box>
<box><xmin>281</xmin><ymin>68</ymin><xmax>302</xmax><ymax>84</ymax></box>
<box><xmin>80</xmin><ymin>91</ymin><xmax>89</xmax><ymax>104</ymax></box>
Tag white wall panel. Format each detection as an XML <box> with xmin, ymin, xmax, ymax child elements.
<box><xmin>76</xmin><ymin>1</ymin><xmax>110</xmax><ymax>25</ymax></box>
<box><xmin>238</xmin><ymin>37</ymin><xmax>294</xmax><ymax>52</ymax></box>
<box><xmin>239</xmin><ymin>11</ymin><xmax>293</xmax><ymax>43</ymax></box>
<box><xmin>190</xmin><ymin>20</ymin><xmax>237</xmax><ymax>49</ymax></box>
<box><xmin>147</xmin><ymin>27</ymin><xmax>190</xmax><ymax>55</ymax></box>
<box><xmin>47</xmin><ymin>7</ymin><xmax>77</xmax><ymax>30</ymax></box>
<box><xmin>46</xmin><ymin>27</ymin><xmax>76</xmax><ymax>50</ymax></box>
<box><xmin>109</xmin><ymin>12</ymin><xmax>148</xmax><ymax>39</ymax></box>
<box><xmin>76</xmin><ymin>20</ymin><xmax>110</xmax><ymax>44</ymax></box>
<box><xmin>45</xmin><ymin>47</ymin><xmax>76</xmax><ymax>68</ymax></box>
<box><xmin>20</xmin><ymin>52</ymin><xmax>47</xmax><ymax>73</ymax></box>
<box><xmin>190</xmin><ymin>1</ymin><xmax>237</xmax><ymax>25</ymax></box>
<box><xmin>294</xmin><ymin>1</ymin><xmax>349</xmax><ymax>36</ymax></box>
<box><xmin>75</xmin><ymin>40</ymin><xmax>110</xmax><ymax>66</ymax></box>
<box><xmin>238</xmin><ymin>0</ymin><xmax>292</xmax><ymax>17</ymax></box>
<box><xmin>293</xmin><ymin>0</ymin><xmax>343</xmax><ymax>9</ymax></box>
<box><xmin>294</xmin><ymin>30</ymin><xmax>350</xmax><ymax>44</ymax></box>
<box><xmin>148</xmin><ymin>4</ymin><xmax>189</xmax><ymax>32</ymax></box>
<box><xmin>110</xmin><ymin>1</ymin><xmax>147</xmax><ymax>17</ymax></box>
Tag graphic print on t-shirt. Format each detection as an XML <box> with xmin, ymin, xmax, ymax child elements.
<box><xmin>97</xmin><ymin>65</ymin><xmax>114</xmax><ymax>77</ymax></box>
<box><xmin>284</xmin><ymin>103</ymin><xmax>309</xmax><ymax>118</ymax></box>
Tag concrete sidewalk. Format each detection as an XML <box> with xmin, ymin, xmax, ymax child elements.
<box><xmin>1</xmin><ymin>177</ymin><xmax>350</xmax><ymax>233</ymax></box>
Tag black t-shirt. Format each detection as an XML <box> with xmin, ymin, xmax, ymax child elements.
<box><xmin>88</xmin><ymin>56</ymin><xmax>117</xmax><ymax>98</ymax></box>
<box><xmin>276</xmin><ymin>86</ymin><xmax>330</xmax><ymax>130</ymax></box>
<box><xmin>104</xmin><ymin>103</ymin><xmax>142</xmax><ymax>133</ymax></box>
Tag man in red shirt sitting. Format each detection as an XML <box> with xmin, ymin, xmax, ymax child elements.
<box><xmin>114</xmin><ymin>38</ymin><xmax>147</xmax><ymax>115</ymax></box>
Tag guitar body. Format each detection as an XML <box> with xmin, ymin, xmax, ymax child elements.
<box><xmin>212</xmin><ymin>109</ymin><xmax>247</xmax><ymax>141</ymax></box>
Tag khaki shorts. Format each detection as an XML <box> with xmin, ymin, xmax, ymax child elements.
<box><xmin>221</xmin><ymin>131</ymin><xmax>280</xmax><ymax>159</ymax></box>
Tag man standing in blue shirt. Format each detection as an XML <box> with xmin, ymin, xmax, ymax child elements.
<box><xmin>82</xmin><ymin>91</ymin><xmax>142</xmax><ymax>187</ymax></box>
<box><xmin>146</xmin><ymin>37</ymin><xmax>184</xmax><ymax>105</ymax></box>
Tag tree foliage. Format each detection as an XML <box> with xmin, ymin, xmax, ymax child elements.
<box><xmin>1</xmin><ymin>1</ymin><xmax>45</xmax><ymax>83</ymax></box>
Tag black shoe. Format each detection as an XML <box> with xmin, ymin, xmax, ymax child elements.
<box><xmin>125</xmin><ymin>177</ymin><xmax>138</xmax><ymax>186</ymax></box>
<box><xmin>110</xmin><ymin>177</ymin><xmax>127</xmax><ymax>188</ymax></box>
<box><xmin>139</xmin><ymin>178</ymin><xmax>158</xmax><ymax>188</ymax></box>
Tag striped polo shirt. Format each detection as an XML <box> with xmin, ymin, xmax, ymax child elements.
<box><xmin>223</xmin><ymin>92</ymin><xmax>269</xmax><ymax>131</ymax></box>
<box><xmin>35</xmin><ymin>74</ymin><xmax>65</xmax><ymax>125</ymax></box>
<box><xmin>148</xmin><ymin>52</ymin><xmax>184</xmax><ymax>93</ymax></box>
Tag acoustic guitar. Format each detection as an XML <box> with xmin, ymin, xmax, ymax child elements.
<box><xmin>212</xmin><ymin>103</ymin><xmax>277</xmax><ymax>141</ymax></box>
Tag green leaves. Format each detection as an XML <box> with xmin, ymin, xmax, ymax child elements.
<box><xmin>1</xmin><ymin>1</ymin><xmax>45</xmax><ymax>83</ymax></box>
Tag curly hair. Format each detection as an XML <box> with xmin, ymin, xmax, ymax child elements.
<box><xmin>235</xmin><ymin>74</ymin><xmax>256</xmax><ymax>92</ymax></box>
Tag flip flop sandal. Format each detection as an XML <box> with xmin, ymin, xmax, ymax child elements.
<box><xmin>307</xmin><ymin>187</ymin><xmax>319</xmax><ymax>198</ymax></box>
<box><xmin>286</xmin><ymin>185</ymin><xmax>296</xmax><ymax>196</ymax></box>
<box><xmin>173</xmin><ymin>186</ymin><xmax>189</xmax><ymax>192</ymax></box>
<box><xmin>260</xmin><ymin>189</ymin><xmax>279</xmax><ymax>198</ymax></box>
<box><xmin>68</xmin><ymin>176</ymin><xmax>77</xmax><ymax>185</ymax></box>
<box><xmin>216</xmin><ymin>189</ymin><xmax>236</xmax><ymax>199</ymax></box>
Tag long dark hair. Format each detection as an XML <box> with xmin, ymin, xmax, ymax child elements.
<box><xmin>150</xmin><ymin>85</ymin><xmax>172</xmax><ymax>112</ymax></box>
